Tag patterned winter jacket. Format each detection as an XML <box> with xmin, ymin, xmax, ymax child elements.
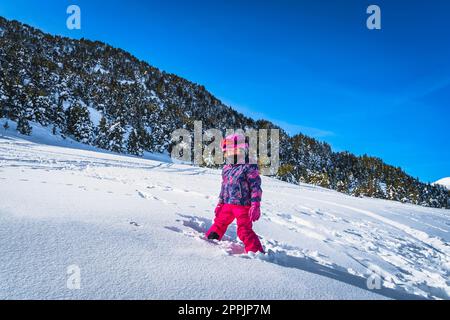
<box><xmin>218</xmin><ymin>164</ymin><xmax>262</xmax><ymax>206</ymax></box>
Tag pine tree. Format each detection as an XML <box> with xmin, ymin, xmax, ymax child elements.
<box><xmin>336</xmin><ymin>180</ymin><xmax>347</xmax><ymax>193</ymax></box>
<box><xmin>51</xmin><ymin>101</ymin><xmax>66</xmax><ymax>132</ymax></box>
<box><xmin>127</xmin><ymin>129</ymin><xmax>143</xmax><ymax>156</ymax></box>
<box><xmin>17</xmin><ymin>117</ymin><xmax>32</xmax><ymax>135</ymax></box>
<box><xmin>308</xmin><ymin>169</ymin><xmax>331</xmax><ymax>188</ymax></box>
<box><xmin>65</xmin><ymin>102</ymin><xmax>93</xmax><ymax>144</ymax></box>
<box><xmin>108</xmin><ymin>121</ymin><xmax>125</xmax><ymax>153</ymax></box>
<box><xmin>276</xmin><ymin>164</ymin><xmax>296</xmax><ymax>183</ymax></box>
<box><xmin>0</xmin><ymin>99</ymin><xmax>6</xmax><ymax>118</ymax></box>
<box><xmin>95</xmin><ymin>116</ymin><xmax>110</xmax><ymax>149</ymax></box>
<box><xmin>137</xmin><ymin>126</ymin><xmax>152</xmax><ymax>151</ymax></box>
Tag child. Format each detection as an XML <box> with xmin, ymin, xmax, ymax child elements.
<box><xmin>205</xmin><ymin>133</ymin><xmax>264</xmax><ymax>254</ymax></box>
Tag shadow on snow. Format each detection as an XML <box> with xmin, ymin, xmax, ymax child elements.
<box><xmin>167</xmin><ymin>214</ymin><xmax>427</xmax><ymax>300</ymax></box>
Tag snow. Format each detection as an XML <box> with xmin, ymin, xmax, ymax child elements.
<box><xmin>119</xmin><ymin>80</ymin><xmax>135</xmax><ymax>85</ymax></box>
<box><xmin>92</xmin><ymin>64</ymin><xmax>108</xmax><ymax>74</ymax></box>
<box><xmin>64</xmin><ymin>45</ymin><xmax>74</xmax><ymax>53</ymax></box>
<box><xmin>379</xmin><ymin>182</ymin><xmax>387</xmax><ymax>194</ymax></box>
<box><xmin>87</xmin><ymin>106</ymin><xmax>102</xmax><ymax>127</ymax></box>
<box><xmin>62</xmin><ymin>99</ymin><xmax>71</xmax><ymax>111</ymax></box>
<box><xmin>0</xmin><ymin>118</ymin><xmax>169</xmax><ymax>162</ymax></box>
<box><xmin>434</xmin><ymin>178</ymin><xmax>450</xmax><ymax>190</ymax></box>
<box><xmin>0</xmin><ymin>121</ymin><xmax>449</xmax><ymax>300</ymax></box>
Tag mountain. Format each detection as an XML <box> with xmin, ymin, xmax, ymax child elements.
<box><xmin>1</xmin><ymin>131</ymin><xmax>449</xmax><ymax>299</ymax></box>
<box><xmin>434</xmin><ymin>178</ymin><xmax>450</xmax><ymax>190</ymax></box>
<box><xmin>0</xmin><ymin>16</ymin><xmax>448</xmax><ymax>209</ymax></box>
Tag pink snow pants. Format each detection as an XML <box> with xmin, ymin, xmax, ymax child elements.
<box><xmin>205</xmin><ymin>204</ymin><xmax>264</xmax><ymax>253</ymax></box>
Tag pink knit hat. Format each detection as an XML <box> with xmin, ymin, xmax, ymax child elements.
<box><xmin>221</xmin><ymin>133</ymin><xmax>248</xmax><ymax>152</ymax></box>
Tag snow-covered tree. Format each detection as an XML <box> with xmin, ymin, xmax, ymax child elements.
<box><xmin>108</xmin><ymin>121</ymin><xmax>125</xmax><ymax>153</ymax></box>
<box><xmin>17</xmin><ymin>116</ymin><xmax>32</xmax><ymax>135</ymax></box>
<box><xmin>127</xmin><ymin>128</ymin><xmax>143</xmax><ymax>156</ymax></box>
<box><xmin>95</xmin><ymin>116</ymin><xmax>110</xmax><ymax>150</ymax></box>
<box><xmin>65</xmin><ymin>102</ymin><xmax>93</xmax><ymax>144</ymax></box>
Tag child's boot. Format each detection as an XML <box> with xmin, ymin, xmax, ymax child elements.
<box><xmin>207</xmin><ymin>232</ymin><xmax>220</xmax><ymax>240</ymax></box>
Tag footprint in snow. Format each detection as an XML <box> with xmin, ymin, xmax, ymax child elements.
<box><xmin>169</xmin><ymin>214</ymin><xmax>245</xmax><ymax>256</ymax></box>
<box><xmin>165</xmin><ymin>226</ymin><xmax>182</xmax><ymax>233</ymax></box>
<box><xmin>277</xmin><ymin>213</ymin><xmax>292</xmax><ymax>220</ymax></box>
<box><xmin>167</xmin><ymin>214</ymin><xmax>421</xmax><ymax>300</ymax></box>
<box><xmin>344</xmin><ymin>229</ymin><xmax>363</xmax><ymax>237</ymax></box>
<box><xmin>137</xmin><ymin>190</ymin><xmax>172</xmax><ymax>204</ymax></box>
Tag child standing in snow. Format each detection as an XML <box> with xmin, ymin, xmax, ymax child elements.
<box><xmin>205</xmin><ymin>133</ymin><xmax>264</xmax><ymax>254</ymax></box>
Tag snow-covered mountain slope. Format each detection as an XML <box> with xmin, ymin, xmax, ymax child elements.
<box><xmin>434</xmin><ymin>178</ymin><xmax>450</xmax><ymax>190</ymax></box>
<box><xmin>1</xmin><ymin>15</ymin><xmax>448</xmax><ymax>209</ymax></box>
<box><xmin>0</xmin><ymin>128</ymin><xmax>449</xmax><ymax>300</ymax></box>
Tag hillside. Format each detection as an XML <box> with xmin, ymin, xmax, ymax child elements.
<box><xmin>0</xmin><ymin>16</ymin><xmax>448</xmax><ymax>208</ymax></box>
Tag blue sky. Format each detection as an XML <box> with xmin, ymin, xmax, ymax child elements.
<box><xmin>1</xmin><ymin>0</ymin><xmax>449</xmax><ymax>182</ymax></box>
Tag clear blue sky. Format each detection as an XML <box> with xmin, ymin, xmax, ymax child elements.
<box><xmin>1</xmin><ymin>0</ymin><xmax>449</xmax><ymax>182</ymax></box>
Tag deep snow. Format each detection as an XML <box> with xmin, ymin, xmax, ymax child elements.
<box><xmin>0</xmin><ymin>120</ymin><xmax>449</xmax><ymax>300</ymax></box>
